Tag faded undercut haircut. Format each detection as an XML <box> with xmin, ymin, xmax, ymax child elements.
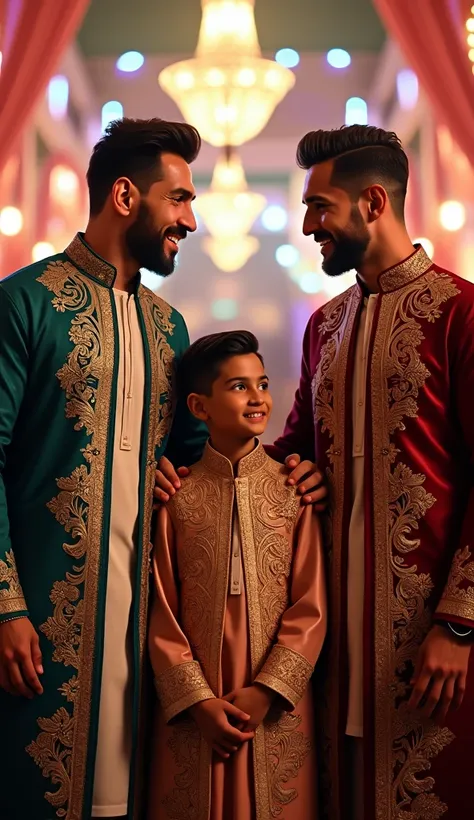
<box><xmin>87</xmin><ymin>117</ymin><xmax>201</xmax><ymax>215</ymax></box>
<box><xmin>296</xmin><ymin>125</ymin><xmax>409</xmax><ymax>220</ymax></box>
<box><xmin>177</xmin><ymin>331</ymin><xmax>264</xmax><ymax>399</ymax></box>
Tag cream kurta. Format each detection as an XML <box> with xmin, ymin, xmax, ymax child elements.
<box><xmin>92</xmin><ymin>290</ymin><xmax>145</xmax><ymax>818</ymax></box>
<box><xmin>346</xmin><ymin>294</ymin><xmax>378</xmax><ymax>738</ymax></box>
<box><xmin>148</xmin><ymin>441</ymin><xmax>327</xmax><ymax>820</ymax></box>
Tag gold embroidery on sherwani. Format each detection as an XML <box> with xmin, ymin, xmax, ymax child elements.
<box><xmin>371</xmin><ymin>271</ymin><xmax>459</xmax><ymax>820</ymax></box>
<box><xmin>164</xmin><ymin>720</ymin><xmax>208</xmax><ymax>820</ymax></box>
<box><xmin>436</xmin><ymin>545</ymin><xmax>474</xmax><ymax>621</ymax></box>
<box><xmin>265</xmin><ymin>711</ymin><xmax>312</xmax><ymax>816</ymax></box>
<box><xmin>65</xmin><ymin>234</ymin><xmax>116</xmax><ymax>288</ymax></box>
<box><xmin>0</xmin><ymin>549</ymin><xmax>27</xmax><ymax>615</ymax></box>
<box><xmin>311</xmin><ymin>285</ymin><xmax>361</xmax><ymax>819</ymax></box>
<box><xmin>237</xmin><ymin>460</ymin><xmax>308</xmax><ymax>819</ymax></box>
<box><xmin>165</xmin><ymin>463</ymin><xmax>230</xmax><ymax>817</ymax></box>
<box><xmin>26</xmin><ymin>261</ymin><xmax>114</xmax><ymax>819</ymax></box>
<box><xmin>256</xmin><ymin>645</ymin><xmax>313</xmax><ymax>707</ymax></box>
<box><xmin>155</xmin><ymin>660</ymin><xmax>215</xmax><ymax>723</ymax></box>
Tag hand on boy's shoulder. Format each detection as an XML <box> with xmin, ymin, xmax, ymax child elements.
<box><xmin>282</xmin><ymin>453</ymin><xmax>328</xmax><ymax>511</ymax></box>
<box><xmin>154</xmin><ymin>456</ymin><xmax>191</xmax><ymax>507</ymax></box>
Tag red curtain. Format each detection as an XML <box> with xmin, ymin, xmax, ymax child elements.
<box><xmin>0</xmin><ymin>0</ymin><xmax>90</xmax><ymax>174</ymax></box>
<box><xmin>373</xmin><ymin>0</ymin><xmax>474</xmax><ymax>168</ymax></box>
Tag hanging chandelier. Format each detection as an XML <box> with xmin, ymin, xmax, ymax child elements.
<box><xmin>158</xmin><ymin>0</ymin><xmax>295</xmax><ymax>146</ymax></box>
<box><xmin>202</xmin><ymin>235</ymin><xmax>260</xmax><ymax>272</ymax></box>
<box><xmin>196</xmin><ymin>149</ymin><xmax>266</xmax><ymax>271</ymax></box>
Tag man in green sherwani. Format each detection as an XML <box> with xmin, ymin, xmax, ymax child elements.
<box><xmin>0</xmin><ymin>117</ymin><xmax>322</xmax><ymax>820</ymax></box>
<box><xmin>0</xmin><ymin>118</ymin><xmax>209</xmax><ymax>820</ymax></box>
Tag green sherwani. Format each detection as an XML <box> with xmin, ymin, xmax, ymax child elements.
<box><xmin>0</xmin><ymin>233</ymin><xmax>206</xmax><ymax>820</ymax></box>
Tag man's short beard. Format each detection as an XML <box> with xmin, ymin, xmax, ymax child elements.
<box><xmin>125</xmin><ymin>201</ymin><xmax>175</xmax><ymax>277</ymax></box>
<box><xmin>323</xmin><ymin>205</ymin><xmax>370</xmax><ymax>277</ymax></box>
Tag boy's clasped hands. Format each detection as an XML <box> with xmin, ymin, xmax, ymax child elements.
<box><xmin>189</xmin><ymin>683</ymin><xmax>275</xmax><ymax>759</ymax></box>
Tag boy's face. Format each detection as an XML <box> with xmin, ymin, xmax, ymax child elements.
<box><xmin>190</xmin><ymin>353</ymin><xmax>272</xmax><ymax>440</ymax></box>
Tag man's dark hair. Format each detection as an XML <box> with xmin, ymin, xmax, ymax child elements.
<box><xmin>177</xmin><ymin>330</ymin><xmax>264</xmax><ymax>399</ymax></box>
<box><xmin>296</xmin><ymin>125</ymin><xmax>409</xmax><ymax>219</ymax></box>
<box><xmin>87</xmin><ymin>117</ymin><xmax>201</xmax><ymax>215</ymax></box>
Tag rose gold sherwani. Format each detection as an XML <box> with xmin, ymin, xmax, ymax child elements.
<box><xmin>148</xmin><ymin>441</ymin><xmax>327</xmax><ymax>820</ymax></box>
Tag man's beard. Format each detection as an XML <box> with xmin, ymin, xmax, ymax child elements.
<box><xmin>318</xmin><ymin>206</ymin><xmax>370</xmax><ymax>277</ymax></box>
<box><xmin>125</xmin><ymin>201</ymin><xmax>182</xmax><ymax>277</ymax></box>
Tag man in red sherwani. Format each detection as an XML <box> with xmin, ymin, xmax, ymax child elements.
<box><xmin>266</xmin><ymin>125</ymin><xmax>474</xmax><ymax>820</ymax></box>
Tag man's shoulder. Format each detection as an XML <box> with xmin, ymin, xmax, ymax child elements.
<box><xmin>426</xmin><ymin>264</ymin><xmax>474</xmax><ymax>322</ymax></box>
<box><xmin>306</xmin><ymin>282</ymin><xmax>358</xmax><ymax>330</ymax></box>
<box><xmin>0</xmin><ymin>253</ymin><xmax>67</xmax><ymax>307</ymax></box>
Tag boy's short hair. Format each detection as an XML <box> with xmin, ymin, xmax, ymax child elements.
<box><xmin>177</xmin><ymin>330</ymin><xmax>263</xmax><ymax>398</ymax></box>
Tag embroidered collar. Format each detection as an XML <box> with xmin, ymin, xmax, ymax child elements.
<box><xmin>202</xmin><ymin>439</ymin><xmax>267</xmax><ymax>479</ymax></box>
<box><xmin>377</xmin><ymin>245</ymin><xmax>433</xmax><ymax>293</ymax></box>
<box><xmin>65</xmin><ymin>232</ymin><xmax>141</xmax><ymax>291</ymax></box>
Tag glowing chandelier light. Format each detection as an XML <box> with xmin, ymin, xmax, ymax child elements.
<box><xmin>196</xmin><ymin>149</ymin><xmax>266</xmax><ymax>270</ymax></box>
<box><xmin>158</xmin><ymin>0</ymin><xmax>296</xmax><ymax>146</ymax></box>
<box><xmin>203</xmin><ymin>235</ymin><xmax>260</xmax><ymax>271</ymax></box>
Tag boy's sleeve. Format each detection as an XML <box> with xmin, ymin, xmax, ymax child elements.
<box><xmin>254</xmin><ymin>505</ymin><xmax>327</xmax><ymax>709</ymax></box>
<box><xmin>149</xmin><ymin>505</ymin><xmax>215</xmax><ymax>722</ymax></box>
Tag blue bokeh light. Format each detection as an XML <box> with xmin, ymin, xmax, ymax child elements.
<box><xmin>275</xmin><ymin>48</ymin><xmax>300</xmax><ymax>69</ymax></box>
<box><xmin>117</xmin><ymin>51</ymin><xmax>145</xmax><ymax>73</ymax></box>
<box><xmin>327</xmin><ymin>49</ymin><xmax>351</xmax><ymax>69</ymax></box>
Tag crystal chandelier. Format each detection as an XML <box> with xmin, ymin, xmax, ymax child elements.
<box><xmin>196</xmin><ymin>149</ymin><xmax>266</xmax><ymax>271</ymax></box>
<box><xmin>158</xmin><ymin>0</ymin><xmax>295</xmax><ymax>147</ymax></box>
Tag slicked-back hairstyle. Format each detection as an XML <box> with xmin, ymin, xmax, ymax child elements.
<box><xmin>87</xmin><ymin>117</ymin><xmax>201</xmax><ymax>215</ymax></box>
<box><xmin>296</xmin><ymin>125</ymin><xmax>409</xmax><ymax>220</ymax></box>
<box><xmin>177</xmin><ymin>330</ymin><xmax>264</xmax><ymax>399</ymax></box>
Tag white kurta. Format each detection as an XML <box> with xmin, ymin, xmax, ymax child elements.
<box><xmin>91</xmin><ymin>290</ymin><xmax>145</xmax><ymax>818</ymax></box>
<box><xmin>346</xmin><ymin>294</ymin><xmax>378</xmax><ymax>738</ymax></box>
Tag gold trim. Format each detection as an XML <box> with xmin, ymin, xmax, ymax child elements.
<box><xmin>202</xmin><ymin>438</ymin><xmax>267</xmax><ymax>479</ymax></box>
<box><xmin>378</xmin><ymin>246</ymin><xmax>432</xmax><ymax>293</ymax></box>
<box><xmin>163</xmin><ymin>722</ymin><xmax>211</xmax><ymax>820</ymax></box>
<box><xmin>311</xmin><ymin>285</ymin><xmax>361</xmax><ymax>819</ymax></box>
<box><xmin>256</xmin><ymin>645</ymin><xmax>313</xmax><ymax>708</ymax></box>
<box><xmin>264</xmin><ymin>709</ymin><xmax>312</xmax><ymax>815</ymax></box>
<box><xmin>436</xmin><ymin>546</ymin><xmax>474</xmax><ymax>622</ymax></box>
<box><xmin>371</xmin><ymin>271</ymin><xmax>459</xmax><ymax>819</ymax></box>
<box><xmin>65</xmin><ymin>234</ymin><xmax>116</xmax><ymax>288</ymax></box>
<box><xmin>154</xmin><ymin>660</ymin><xmax>215</xmax><ymax>723</ymax></box>
<box><xmin>0</xmin><ymin>550</ymin><xmax>27</xmax><ymax>616</ymax></box>
<box><xmin>26</xmin><ymin>262</ymin><xmax>114</xmax><ymax>819</ymax></box>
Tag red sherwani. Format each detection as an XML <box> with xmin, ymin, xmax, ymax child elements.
<box><xmin>268</xmin><ymin>246</ymin><xmax>474</xmax><ymax>820</ymax></box>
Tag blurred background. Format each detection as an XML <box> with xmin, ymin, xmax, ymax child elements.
<box><xmin>1</xmin><ymin>0</ymin><xmax>474</xmax><ymax>442</ymax></box>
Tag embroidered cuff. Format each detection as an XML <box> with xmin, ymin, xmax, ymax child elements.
<box><xmin>435</xmin><ymin>546</ymin><xmax>474</xmax><ymax>625</ymax></box>
<box><xmin>0</xmin><ymin>550</ymin><xmax>28</xmax><ymax>620</ymax></box>
<box><xmin>254</xmin><ymin>645</ymin><xmax>313</xmax><ymax>710</ymax></box>
<box><xmin>154</xmin><ymin>660</ymin><xmax>215</xmax><ymax>723</ymax></box>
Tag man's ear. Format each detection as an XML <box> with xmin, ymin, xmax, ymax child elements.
<box><xmin>361</xmin><ymin>184</ymin><xmax>388</xmax><ymax>222</ymax></box>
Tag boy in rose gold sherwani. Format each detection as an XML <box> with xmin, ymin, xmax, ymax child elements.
<box><xmin>148</xmin><ymin>330</ymin><xmax>327</xmax><ymax>820</ymax></box>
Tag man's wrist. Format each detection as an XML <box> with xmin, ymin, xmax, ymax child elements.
<box><xmin>435</xmin><ymin>620</ymin><xmax>474</xmax><ymax>642</ymax></box>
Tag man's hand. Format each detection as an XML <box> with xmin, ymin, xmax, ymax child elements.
<box><xmin>154</xmin><ymin>453</ymin><xmax>329</xmax><ymax>510</ymax></box>
<box><xmin>284</xmin><ymin>454</ymin><xmax>327</xmax><ymax>510</ymax></box>
<box><xmin>0</xmin><ymin>618</ymin><xmax>43</xmax><ymax>698</ymax></box>
<box><xmin>408</xmin><ymin>624</ymin><xmax>471</xmax><ymax>723</ymax></box>
<box><xmin>154</xmin><ymin>456</ymin><xmax>189</xmax><ymax>505</ymax></box>
<box><xmin>224</xmin><ymin>684</ymin><xmax>274</xmax><ymax>730</ymax></box>
<box><xmin>189</xmin><ymin>698</ymin><xmax>255</xmax><ymax>758</ymax></box>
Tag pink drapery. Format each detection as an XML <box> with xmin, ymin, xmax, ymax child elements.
<box><xmin>372</xmin><ymin>0</ymin><xmax>474</xmax><ymax>169</ymax></box>
<box><xmin>0</xmin><ymin>0</ymin><xmax>90</xmax><ymax>175</ymax></box>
